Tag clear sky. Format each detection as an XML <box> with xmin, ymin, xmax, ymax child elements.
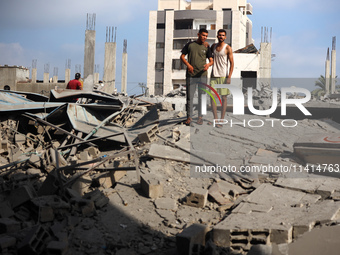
<box><xmin>0</xmin><ymin>0</ymin><xmax>339</xmax><ymax>94</ymax></box>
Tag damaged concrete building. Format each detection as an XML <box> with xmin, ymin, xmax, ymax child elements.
<box><xmin>147</xmin><ymin>0</ymin><xmax>272</xmax><ymax>95</ymax></box>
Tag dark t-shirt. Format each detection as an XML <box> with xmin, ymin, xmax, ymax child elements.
<box><xmin>181</xmin><ymin>41</ymin><xmax>212</xmax><ymax>77</ymax></box>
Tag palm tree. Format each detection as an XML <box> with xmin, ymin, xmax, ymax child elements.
<box><xmin>312</xmin><ymin>75</ymin><xmax>338</xmax><ymax>97</ymax></box>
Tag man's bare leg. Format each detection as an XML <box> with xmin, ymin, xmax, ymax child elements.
<box><xmin>220</xmin><ymin>95</ymin><xmax>227</xmax><ymax>120</ymax></box>
<box><xmin>211</xmin><ymin>97</ymin><xmax>218</xmax><ymax>120</ymax></box>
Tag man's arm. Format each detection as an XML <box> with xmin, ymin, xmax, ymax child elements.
<box><xmin>180</xmin><ymin>54</ymin><xmax>194</xmax><ymax>74</ymax></box>
<box><xmin>226</xmin><ymin>45</ymin><xmax>234</xmax><ymax>84</ymax></box>
<box><xmin>203</xmin><ymin>44</ymin><xmax>213</xmax><ymax>71</ymax></box>
<box><xmin>204</xmin><ymin>57</ymin><xmax>213</xmax><ymax>71</ymax></box>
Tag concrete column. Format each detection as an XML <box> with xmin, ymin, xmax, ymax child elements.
<box><xmin>94</xmin><ymin>72</ymin><xmax>99</xmax><ymax>84</ymax></box>
<box><xmin>53</xmin><ymin>76</ymin><xmax>58</xmax><ymax>83</ymax></box>
<box><xmin>331</xmin><ymin>50</ymin><xmax>336</xmax><ymax>94</ymax></box>
<box><xmin>325</xmin><ymin>48</ymin><xmax>330</xmax><ymax>95</ymax></box>
<box><xmin>65</xmin><ymin>69</ymin><xmax>71</xmax><ymax>85</ymax></box>
<box><xmin>147</xmin><ymin>11</ymin><xmax>157</xmax><ymax>96</ymax></box>
<box><xmin>163</xmin><ymin>10</ymin><xmax>174</xmax><ymax>95</ymax></box>
<box><xmin>259</xmin><ymin>42</ymin><xmax>272</xmax><ymax>88</ymax></box>
<box><xmin>121</xmin><ymin>52</ymin><xmax>128</xmax><ymax>94</ymax></box>
<box><xmin>31</xmin><ymin>68</ymin><xmax>37</xmax><ymax>83</ymax></box>
<box><xmin>43</xmin><ymin>73</ymin><xmax>49</xmax><ymax>83</ymax></box>
<box><xmin>83</xmin><ymin>29</ymin><xmax>96</xmax><ymax>91</ymax></box>
<box><xmin>103</xmin><ymin>42</ymin><xmax>117</xmax><ymax>94</ymax></box>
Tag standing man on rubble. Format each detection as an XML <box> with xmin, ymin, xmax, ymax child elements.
<box><xmin>67</xmin><ymin>73</ymin><xmax>83</xmax><ymax>90</ymax></box>
<box><xmin>209</xmin><ymin>29</ymin><xmax>234</xmax><ymax>128</ymax></box>
<box><xmin>180</xmin><ymin>28</ymin><xmax>213</xmax><ymax>126</ymax></box>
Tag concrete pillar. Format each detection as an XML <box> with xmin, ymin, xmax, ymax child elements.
<box><xmin>83</xmin><ymin>29</ymin><xmax>96</xmax><ymax>91</ymax></box>
<box><xmin>103</xmin><ymin>42</ymin><xmax>117</xmax><ymax>94</ymax></box>
<box><xmin>163</xmin><ymin>10</ymin><xmax>175</xmax><ymax>95</ymax></box>
<box><xmin>43</xmin><ymin>73</ymin><xmax>49</xmax><ymax>84</ymax></box>
<box><xmin>65</xmin><ymin>69</ymin><xmax>71</xmax><ymax>85</ymax></box>
<box><xmin>325</xmin><ymin>48</ymin><xmax>330</xmax><ymax>95</ymax></box>
<box><xmin>259</xmin><ymin>42</ymin><xmax>272</xmax><ymax>89</ymax></box>
<box><xmin>53</xmin><ymin>76</ymin><xmax>58</xmax><ymax>83</ymax></box>
<box><xmin>147</xmin><ymin>11</ymin><xmax>157</xmax><ymax>96</ymax></box>
<box><xmin>121</xmin><ymin>40</ymin><xmax>128</xmax><ymax>94</ymax></box>
<box><xmin>31</xmin><ymin>68</ymin><xmax>37</xmax><ymax>83</ymax></box>
<box><xmin>94</xmin><ymin>72</ymin><xmax>99</xmax><ymax>84</ymax></box>
<box><xmin>331</xmin><ymin>37</ymin><xmax>336</xmax><ymax>94</ymax></box>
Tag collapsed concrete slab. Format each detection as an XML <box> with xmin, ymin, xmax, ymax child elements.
<box><xmin>294</xmin><ymin>133</ymin><xmax>340</xmax><ymax>165</ymax></box>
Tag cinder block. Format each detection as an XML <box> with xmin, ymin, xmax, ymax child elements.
<box><xmin>46</xmin><ymin>240</ymin><xmax>68</xmax><ymax>255</ymax></box>
<box><xmin>184</xmin><ymin>188</ymin><xmax>208</xmax><ymax>208</ymax></box>
<box><xmin>140</xmin><ymin>174</ymin><xmax>164</xmax><ymax>199</ymax></box>
<box><xmin>0</xmin><ymin>235</ymin><xmax>16</xmax><ymax>251</ymax></box>
<box><xmin>18</xmin><ymin>225</ymin><xmax>50</xmax><ymax>255</ymax></box>
<box><xmin>138</xmin><ymin>124</ymin><xmax>159</xmax><ymax>143</ymax></box>
<box><xmin>86</xmin><ymin>147</ymin><xmax>100</xmax><ymax>158</ymax></box>
<box><xmin>9</xmin><ymin>185</ymin><xmax>35</xmax><ymax>208</ymax></box>
<box><xmin>0</xmin><ymin>139</ymin><xmax>9</xmax><ymax>153</ymax></box>
<box><xmin>15</xmin><ymin>133</ymin><xmax>26</xmax><ymax>147</ymax></box>
<box><xmin>0</xmin><ymin>218</ymin><xmax>21</xmax><ymax>234</ymax></box>
<box><xmin>270</xmin><ymin>226</ymin><xmax>293</xmax><ymax>244</ymax></box>
<box><xmin>176</xmin><ymin>224</ymin><xmax>208</xmax><ymax>255</ymax></box>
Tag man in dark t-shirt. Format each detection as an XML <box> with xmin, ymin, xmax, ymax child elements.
<box><xmin>180</xmin><ymin>28</ymin><xmax>213</xmax><ymax>126</ymax></box>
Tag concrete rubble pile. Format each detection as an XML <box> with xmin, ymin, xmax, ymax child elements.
<box><xmin>1</xmin><ymin>89</ymin><xmax>340</xmax><ymax>255</ymax></box>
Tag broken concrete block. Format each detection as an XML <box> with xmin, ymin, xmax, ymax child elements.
<box><xmin>46</xmin><ymin>240</ymin><xmax>68</xmax><ymax>255</ymax></box>
<box><xmin>176</xmin><ymin>224</ymin><xmax>208</xmax><ymax>255</ymax></box>
<box><xmin>15</xmin><ymin>133</ymin><xmax>25</xmax><ymax>147</ymax></box>
<box><xmin>79</xmin><ymin>150</ymin><xmax>93</xmax><ymax>161</ymax></box>
<box><xmin>154</xmin><ymin>198</ymin><xmax>177</xmax><ymax>211</ymax></box>
<box><xmin>140</xmin><ymin>173</ymin><xmax>164</xmax><ymax>199</ymax></box>
<box><xmin>270</xmin><ymin>226</ymin><xmax>293</xmax><ymax>244</ymax></box>
<box><xmin>184</xmin><ymin>188</ymin><xmax>208</xmax><ymax>208</ymax></box>
<box><xmin>29</xmin><ymin>154</ymin><xmax>41</xmax><ymax>168</ymax></box>
<box><xmin>0</xmin><ymin>218</ymin><xmax>21</xmax><ymax>234</ymax></box>
<box><xmin>158</xmin><ymin>101</ymin><xmax>173</xmax><ymax>111</ymax></box>
<box><xmin>9</xmin><ymin>185</ymin><xmax>35</xmax><ymax>208</ymax></box>
<box><xmin>208</xmin><ymin>182</ymin><xmax>231</xmax><ymax>205</ymax></box>
<box><xmin>0</xmin><ymin>236</ymin><xmax>16</xmax><ymax>252</ymax></box>
<box><xmin>71</xmin><ymin>174</ymin><xmax>92</xmax><ymax>196</ymax></box>
<box><xmin>17</xmin><ymin>225</ymin><xmax>50</xmax><ymax>255</ymax></box>
<box><xmin>83</xmin><ymin>190</ymin><xmax>109</xmax><ymax>209</ymax></box>
<box><xmin>138</xmin><ymin>124</ymin><xmax>159</xmax><ymax>143</ymax></box>
<box><xmin>0</xmin><ymin>139</ymin><xmax>9</xmax><ymax>153</ymax></box>
<box><xmin>71</xmin><ymin>198</ymin><xmax>96</xmax><ymax>217</ymax></box>
<box><xmin>43</xmin><ymin>148</ymin><xmax>67</xmax><ymax>168</ymax></box>
<box><xmin>86</xmin><ymin>146</ymin><xmax>100</xmax><ymax>158</ymax></box>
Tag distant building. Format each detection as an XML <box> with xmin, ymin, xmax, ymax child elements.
<box><xmin>0</xmin><ymin>65</ymin><xmax>29</xmax><ymax>91</ymax></box>
<box><xmin>147</xmin><ymin>0</ymin><xmax>271</xmax><ymax>95</ymax></box>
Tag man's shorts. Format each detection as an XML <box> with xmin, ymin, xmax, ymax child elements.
<box><xmin>210</xmin><ymin>77</ymin><xmax>230</xmax><ymax>96</ymax></box>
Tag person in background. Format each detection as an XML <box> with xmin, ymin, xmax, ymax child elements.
<box><xmin>67</xmin><ymin>73</ymin><xmax>83</xmax><ymax>90</ymax></box>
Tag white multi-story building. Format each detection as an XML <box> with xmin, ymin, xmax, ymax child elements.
<box><xmin>147</xmin><ymin>0</ymin><xmax>271</xmax><ymax>95</ymax></box>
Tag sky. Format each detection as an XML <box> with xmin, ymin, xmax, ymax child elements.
<box><xmin>0</xmin><ymin>0</ymin><xmax>339</xmax><ymax>95</ymax></box>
